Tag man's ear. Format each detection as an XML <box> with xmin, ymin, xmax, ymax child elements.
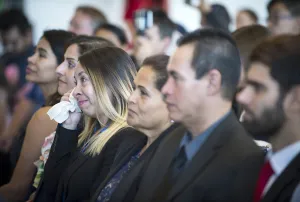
<box><xmin>285</xmin><ymin>86</ymin><xmax>300</xmax><ymax>113</ymax></box>
<box><xmin>206</xmin><ymin>69</ymin><xmax>222</xmax><ymax>96</ymax></box>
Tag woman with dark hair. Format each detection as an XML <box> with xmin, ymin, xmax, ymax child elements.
<box><xmin>0</xmin><ymin>30</ymin><xmax>74</xmax><ymax>201</ymax></box>
<box><xmin>90</xmin><ymin>55</ymin><xmax>178</xmax><ymax>202</ymax></box>
<box><xmin>34</xmin><ymin>47</ymin><xmax>145</xmax><ymax>202</ymax></box>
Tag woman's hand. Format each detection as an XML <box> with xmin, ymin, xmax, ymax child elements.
<box><xmin>61</xmin><ymin>90</ymin><xmax>82</xmax><ymax>130</ymax></box>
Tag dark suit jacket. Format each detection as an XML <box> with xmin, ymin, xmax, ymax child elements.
<box><xmin>133</xmin><ymin>112</ymin><xmax>265</xmax><ymax>202</ymax></box>
<box><xmin>89</xmin><ymin>123</ymin><xmax>179</xmax><ymax>202</ymax></box>
<box><xmin>34</xmin><ymin>124</ymin><xmax>146</xmax><ymax>202</ymax></box>
<box><xmin>261</xmin><ymin>152</ymin><xmax>300</xmax><ymax>202</ymax></box>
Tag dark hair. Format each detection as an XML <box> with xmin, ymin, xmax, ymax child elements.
<box><xmin>64</xmin><ymin>35</ymin><xmax>114</xmax><ymax>55</ymax></box>
<box><xmin>232</xmin><ymin>25</ymin><xmax>270</xmax><ymax>71</ymax></box>
<box><xmin>76</xmin><ymin>6</ymin><xmax>108</xmax><ymax>32</ymax></box>
<box><xmin>95</xmin><ymin>23</ymin><xmax>128</xmax><ymax>45</ymax></box>
<box><xmin>43</xmin><ymin>30</ymin><xmax>75</xmax><ymax>65</ymax></box>
<box><xmin>142</xmin><ymin>55</ymin><xmax>169</xmax><ymax>91</ymax></box>
<box><xmin>42</xmin><ymin>30</ymin><xmax>75</xmax><ymax>106</ymax></box>
<box><xmin>151</xmin><ymin>8</ymin><xmax>176</xmax><ymax>39</ymax></box>
<box><xmin>206</xmin><ymin>4</ymin><xmax>231</xmax><ymax>32</ymax></box>
<box><xmin>267</xmin><ymin>0</ymin><xmax>300</xmax><ymax>17</ymax></box>
<box><xmin>178</xmin><ymin>28</ymin><xmax>241</xmax><ymax>100</ymax></box>
<box><xmin>0</xmin><ymin>8</ymin><xmax>31</xmax><ymax>35</ymax></box>
<box><xmin>250</xmin><ymin>35</ymin><xmax>300</xmax><ymax>94</ymax></box>
<box><xmin>240</xmin><ymin>9</ymin><xmax>258</xmax><ymax>22</ymax></box>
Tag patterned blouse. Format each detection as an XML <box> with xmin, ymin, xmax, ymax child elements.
<box><xmin>97</xmin><ymin>153</ymin><xmax>140</xmax><ymax>202</ymax></box>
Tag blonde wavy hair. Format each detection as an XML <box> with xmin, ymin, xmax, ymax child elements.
<box><xmin>78</xmin><ymin>47</ymin><xmax>137</xmax><ymax>156</ymax></box>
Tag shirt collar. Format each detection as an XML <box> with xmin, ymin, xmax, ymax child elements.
<box><xmin>267</xmin><ymin>141</ymin><xmax>300</xmax><ymax>176</ymax></box>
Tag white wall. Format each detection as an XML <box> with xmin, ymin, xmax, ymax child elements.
<box><xmin>24</xmin><ymin>0</ymin><xmax>269</xmax><ymax>44</ymax></box>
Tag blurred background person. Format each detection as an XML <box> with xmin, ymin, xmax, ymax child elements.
<box><xmin>198</xmin><ymin>0</ymin><xmax>231</xmax><ymax>32</ymax></box>
<box><xmin>69</xmin><ymin>5</ymin><xmax>108</xmax><ymax>36</ymax></box>
<box><xmin>133</xmin><ymin>8</ymin><xmax>177</xmax><ymax>66</ymax></box>
<box><xmin>236</xmin><ymin>8</ymin><xmax>259</xmax><ymax>29</ymax></box>
<box><xmin>95</xmin><ymin>23</ymin><xmax>129</xmax><ymax>51</ymax></box>
<box><xmin>267</xmin><ymin>0</ymin><xmax>300</xmax><ymax>35</ymax></box>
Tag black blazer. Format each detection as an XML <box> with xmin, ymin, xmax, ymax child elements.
<box><xmin>34</xmin><ymin>124</ymin><xmax>146</xmax><ymax>202</ymax></box>
<box><xmin>133</xmin><ymin>112</ymin><xmax>265</xmax><ymax>202</ymax></box>
<box><xmin>261</xmin><ymin>152</ymin><xmax>300</xmax><ymax>202</ymax></box>
<box><xmin>89</xmin><ymin>123</ymin><xmax>179</xmax><ymax>202</ymax></box>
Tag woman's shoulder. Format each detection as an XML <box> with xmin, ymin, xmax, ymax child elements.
<box><xmin>108</xmin><ymin>127</ymin><xmax>146</xmax><ymax>146</ymax></box>
<box><xmin>33</xmin><ymin>106</ymin><xmax>52</xmax><ymax>122</ymax></box>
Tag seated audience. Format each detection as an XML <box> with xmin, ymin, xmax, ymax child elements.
<box><xmin>34</xmin><ymin>47</ymin><xmax>145</xmax><ymax>202</ymax></box>
<box><xmin>123</xmin><ymin>28</ymin><xmax>264</xmax><ymax>202</ymax></box>
<box><xmin>90</xmin><ymin>55</ymin><xmax>178</xmax><ymax>202</ymax></box>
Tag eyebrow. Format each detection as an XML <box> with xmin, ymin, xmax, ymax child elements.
<box><xmin>137</xmin><ymin>85</ymin><xmax>150</xmax><ymax>94</ymax></box>
<box><xmin>169</xmin><ymin>70</ymin><xmax>183</xmax><ymax>79</ymax></box>
<box><xmin>247</xmin><ymin>79</ymin><xmax>266</xmax><ymax>90</ymax></box>
<box><xmin>78</xmin><ymin>71</ymin><xmax>86</xmax><ymax>77</ymax></box>
<box><xmin>38</xmin><ymin>47</ymin><xmax>47</xmax><ymax>55</ymax></box>
<box><xmin>66</xmin><ymin>57</ymin><xmax>77</xmax><ymax>62</ymax></box>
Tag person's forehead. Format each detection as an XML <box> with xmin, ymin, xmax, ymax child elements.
<box><xmin>169</xmin><ymin>44</ymin><xmax>194</xmax><ymax>69</ymax></box>
<box><xmin>248</xmin><ymin>62</ymin><xmax>274</xmax><ymax>84</ymax></box>
<box><xmin>271</xmin><ymin>2</ymin><xmax>290</xmax><ymax>13</ymax></box>
<box><xmin>3</xmin><ymin>26</ymin><xmax>22</xmax><ymax>39</ymax></box>
<box><xmin>65</xmin><ymin>44</ymin><xmax>79</xmax><ymax>58</ymax></box>
<box><xmin>135</xmin><ymin>66</ymin><xmax>155</xmax><ymax>85</ymax></box>
<box><xmin>73</xmin><ymin>11</ymin><xmax>93</xmax><ymax>23</ymax></box>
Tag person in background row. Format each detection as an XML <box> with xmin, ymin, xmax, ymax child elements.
<box><xmin>232</xmin><ymin>25</ymin><xmax>270</xmax><ymax>119</ymax></box>
<box><xmin>0</xmin><ymin>8</ymin><xmax>34</xmax><ymax>105</ymax></box>
<box><xmin>95</xmin><ymin>23</ymin><xmax>129</xmax><ymax>50</ymax></box>
<box><xmin>90</xmin><ymin>55</ymin><xmax>179</xmax><ymax>202</ymax></box>
<box><xmin>0</xmin><ymin>30</ymin><xmax>75</xmax><ymax>202</ymax></box>
<box><xmin>34</xmin><ymin>47</ymin><xmax>146</xmax><ymax>202</ymax></box>
<box><xmin>236</xmin><ymin>8</ymin><xmax>258</xmax><ymax>29</ymax></box>
<box><xmin>69</xmin><ymin>5</ymin><xmax>108</xmax><ymax>36</ymax></box>
<box><xmin>198</xmin><ymin>0</ymin><xmax>231</xmax><ymax>32</ymax></box>
<box><xmin>237</xmin><ymin>35</ymin><xmax>300</xmax><ymax>202</ymax></box>
<box><xmin>133</xmin><ymin>8</ymin><xmax>176</xmax><ymax>66</ymax></box>
<box><xmin>267</xmin><ymin>0</ymin><xmax>300</xmax><ymax>36</ymax></box>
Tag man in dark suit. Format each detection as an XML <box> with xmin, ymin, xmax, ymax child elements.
<box><xmin>237</xmin><ymin>35</ymin><xmax>300</xmax><ymax>202</ymax></box>
<box><xmin>131</xmin><ymin>28</ymin><xmax>264</xmax><ymax>202</ymax></box>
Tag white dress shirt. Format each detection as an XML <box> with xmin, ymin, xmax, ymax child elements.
<box><xmin>263</xmin><ymin>141</ymin><xmax>300</xmax><ymax>196</ymax></box>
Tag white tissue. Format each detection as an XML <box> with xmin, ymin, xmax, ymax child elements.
<box><xmin>47</xmin><ymin>89</ymin><xmax>81</xmax><ymax>123</ymax></box>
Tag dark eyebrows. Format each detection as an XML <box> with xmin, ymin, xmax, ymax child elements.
<box><xmin>169</xmin><ymin>70</ymin><xmax>182</xmax><ymax>79</ymax></box>
<box><xmin>37</xmin><ymin>47</ymin><xmax>47</xmax><ymax>55</ymax></box>
<box><xmin>247</xmin><ymin>79</ymin><xmax>267</xmax><ymax>90</ymax></box>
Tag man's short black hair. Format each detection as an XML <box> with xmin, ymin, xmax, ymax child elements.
<box><xmin>178</xmin><ymin>28</ymin><xmax>241</xmax><ymax>100</ymax></box>
<box><xmin>267</xmin><ymin>0</ymin><xmax>300</xmax><ymax>17</ymax></box>
<box><xmin>0</xmin><ymin>8</ymin><xmax>31</xmax><ymax>35</ymax></box>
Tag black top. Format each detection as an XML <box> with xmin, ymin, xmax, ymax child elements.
<box><xmin>34</xmin><ymin>124</ymin><xmax>146</xmax><ymax>202</ymax></box>
<box><xmin>90</xmin><ymin>123</ymin><xmax>180</xmax><ymax>202</ymax></box>
<box><xmin>133</xmin><ymin>112</ymin><xmax>265</xmax><ymax>202</ymax></box>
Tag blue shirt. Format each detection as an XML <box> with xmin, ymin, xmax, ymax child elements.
<box><xmin>180</xmin><ymin>111</ymin><xmax>231</xmax><ymax>161</ymax></box>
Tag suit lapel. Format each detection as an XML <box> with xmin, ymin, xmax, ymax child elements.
<box><xmin>262</xmin><ymin>152</ymin><xmax>300</xmax><ymax>202</ymax></box>
<box><xmin>168</xmin><ymin>113</ymin><xmax>236</xmax><ymax>200</ymax></box>
<box><xmin>134</xmin><ymin>125</ymin><xmax>186</xmax><ymax>202</ymax></box>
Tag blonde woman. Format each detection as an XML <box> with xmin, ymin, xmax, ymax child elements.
<box><xmin>34</xmin><ymin>47</ymin><xmax>146</xmax><ymax>202</ymax></box>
